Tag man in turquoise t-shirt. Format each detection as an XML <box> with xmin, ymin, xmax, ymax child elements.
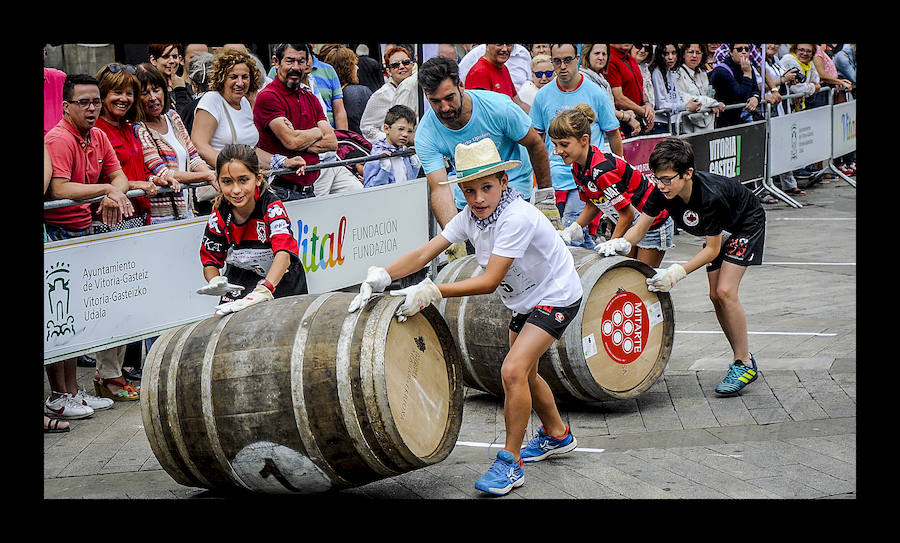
<box><xmin>415</xmin><ymin>57</ymin><xmax>555</xmax><ymax>229</ymax></box>
<box><xmin>530</xmin><ymin>43</ymin><xmax>622</xmax><ymax>248</ymax></box>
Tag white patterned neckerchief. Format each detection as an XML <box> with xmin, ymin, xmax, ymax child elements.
<box><xmin>470</xmin><ymin>187</ymin><xmax>523</xmax><ymax>230</ymax></box>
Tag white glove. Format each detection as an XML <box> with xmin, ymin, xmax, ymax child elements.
<box><xmin>389</xmin><ymin>278</ymin><xmax>443</xmax><ymax>322</ymax></box>
<box><xmin>596</xmin><ymin>237</ymin><xmax>631</xmax><ymax>256</ymax></box>
<box><xmin>559</xmin><ymin>222</ymin><xmax>585</xmax><ymax>244</ymax></box>
<box><xmin>197</xmin><ymin>275</ymin><xmax>245</xmax><ymax>296</ymax></box>
<box><xmin>215</xmin><ymin>284</ymin><xmax>273</xmax><ymax>316</ymax></box>
<box><xmin>647</xmin><ymin>264</ymin><xmax>687</xmax><ymax>292</ymax></box>
<box><xmin>348</xmin><ymin>266</ymin><xmax>392</xmax><ymax>313</ymax></box>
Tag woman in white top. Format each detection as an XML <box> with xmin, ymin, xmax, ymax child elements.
<box><xmin>675</xmin><ymin>43</ymin><xmax>726</xmax><ymax>133</ymax></box>
<box><xmin>779</xmin><ymin>44</ymin><xmax>822</xmax><ymax>112</ymax></box>
<box><xmin>347</xmin><ymin>138</ymin><xmax>582</xmax><ymax>496</ymax></box>
<box><xmin>191</xmin><ymin>49</ymin><xmax>269</xmax><ymax>168</ymax></box>
<box><xmin>650</xmin><ymin>42</ymin><xmax>700</xmax><ymax>135</ymax></box>
<box><xmin>359</xmin><ymin>46</ymin><xmax>415</xmax><ymax>143</ymax></box>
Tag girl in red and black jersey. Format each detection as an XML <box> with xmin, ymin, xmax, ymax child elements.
<box><xmin>197</xmin><ymin>144</ymin><xmax>307</xmax><ymax>316</ymax></box>
<box><xmin>548</xmin><ymin>104</ymin><xmax>675</xmax><ymax>268</ymax></box>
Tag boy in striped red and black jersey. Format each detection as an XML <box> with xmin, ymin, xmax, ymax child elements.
<box><xmin>197</xmin><ymin>144</ymin><xmax>307</xmax><ymax>315</ymax></box>
<box><xmin>549</xmin><ymin>104</ymin><xmax>676</xmax><ymax>268</ymax></box>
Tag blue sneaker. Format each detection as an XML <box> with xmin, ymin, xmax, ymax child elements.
<box><xmin>474</xmin><ymin>449</ymin><xmax>525</xmax><ymax>495</ymax></box>
<box><xmin>715</xmin><ymin>354</ymin><xmax>759</xmax><ymax>395</ymax></box>
<box><xmin>520</xmin><ymin>425</ymin><xmax>577</xmax><ymax>463</ymax></box>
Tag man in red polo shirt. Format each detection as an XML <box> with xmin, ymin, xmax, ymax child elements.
<box><xmin>606</xmin><ymin>44</ymin><xmax>655</xmax><ymax>136</ymax></box>
<box><xmin>254</xmin><ymin>43</ymin><xmax>337</xmax><ymax>201</ymax></box>
<box><xmin>44</xmin><ymin>73</ymin><xmax>135</xmax><ymax>240</ymax></box>
<box><xmin>464</xmin><ymin>43</ymin><xmax>530</xmax><ymax>113</ymax></box>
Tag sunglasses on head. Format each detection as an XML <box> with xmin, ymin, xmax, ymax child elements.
<box><xmin>387</xmin><ymin>58</ymin><xmax>413</xmax><ymax>69</ymax></box>
<box><xmin>100</xmin><ymin>63</ymin><xmax>137</xmax><ymax>79</ymax></box>
<box><xmin>534</xmin><ymin>70</ymin><xmax>554</xmax><ymax>78</ymax></box>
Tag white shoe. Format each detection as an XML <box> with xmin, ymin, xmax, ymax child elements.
<box><xmin>44</xmin><ymin>393</ymin><xmax>94</xmax><ymax>420</ymax></box>
<box><xmin>74</xmin><ymin>388</ymin><xmax>114</xmax><ymax>411</ymax></box>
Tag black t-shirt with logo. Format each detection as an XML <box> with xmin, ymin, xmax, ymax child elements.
<box><xmin>642</xmin><ymin>170</ymin><xmax>765</xmax><ymax>237</ymax></box>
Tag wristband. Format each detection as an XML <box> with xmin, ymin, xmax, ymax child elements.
<box><xmin>258</xmin><ymin>279</ymin><xmax>275</xmax><ymax>293</ymax></box>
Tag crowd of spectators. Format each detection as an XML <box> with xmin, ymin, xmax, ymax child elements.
<box><xmin>42</xmin><ymin>43</ymin><xmax>855</xmax><ymax>432</ymax></box>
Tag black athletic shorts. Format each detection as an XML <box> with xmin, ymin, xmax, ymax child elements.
<box><xmin>509</xmin><ymin>298</ymin><xmax>582</xmax><ymax>340</ymax></box>
<box><xmin>704</xmin><ymin>227</ymin><xmax>765</xmax><ymax>272</ymax></box>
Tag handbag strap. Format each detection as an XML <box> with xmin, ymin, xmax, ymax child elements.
<box><xmin>220</xmin><ymin>94</ymin><xmax>238</xmax><ymax>144</ymax></box>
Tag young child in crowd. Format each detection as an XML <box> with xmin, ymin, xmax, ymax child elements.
<box><xmin>348</xmin><ymin>138</ymin><xmax>580</xmax><ymax>496</ymax></box>
<box><xmin>363</xmin><ymin>105</ymin><xmax>422</xmax><ymax>187</ymax></box>
<box><xmin>548</xmin><ymin>104</ymin><xmax>675</xmax><ymax>268</ymax></box>
<box><xmin>197</xmin><ymin>143</ymin><xmax>307</xmax><ymax>315</ymax></box>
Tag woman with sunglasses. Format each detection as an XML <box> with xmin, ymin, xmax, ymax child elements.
<box><xmin>708</xmin><ymin>43</ymin><xmax>762</xmax><ymax>128</ymax></box>
<box><xmin>517</xmin><ymin>54</ymin><xmax>554</xmax><ymax>106</ymax></box>
<box><xmin>93</xmin><ymin>63</ymin><xmax>160</xmax><ymax>229</ymax></box>
<box><xmin>632</xmin><ymin>44</ymin><xmax>656</xmax><ymax>118</ymax></box>
<box><xmin>598</xmin><ymin>137</ymin><xmax>767</xmax><ymax>397</ymax></box>
<box><xmin>359</xmin><ymin>46</ymin><xmax>415</xmax><ymax>143</ymax></box>
<box><xmin>676</xmin><ymin>44</ymin><xmax>726</xmax><ymax>134</ymax></box>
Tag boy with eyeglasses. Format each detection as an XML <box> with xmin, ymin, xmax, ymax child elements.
<box><xmin>597</xmin><ymin>137</ymin><xmax>766</xmax><ymax>396</ymax></box>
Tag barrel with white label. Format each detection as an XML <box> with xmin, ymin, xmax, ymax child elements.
<box><xmin>434</xmin><ymin>247</ymin><xmax>674</xmax><ymax>403</ymax></box>
<box><xmin>140</xmin><ymin>292</ymin><xmax>464</xmax><ymax>494</ymax></box>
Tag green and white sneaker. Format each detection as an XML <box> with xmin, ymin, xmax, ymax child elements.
<box><xmin>715</xmin><ymin>354</ymin><xmax>759</xmax><ymax>395</ymax></box>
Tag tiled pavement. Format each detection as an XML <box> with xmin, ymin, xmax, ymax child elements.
<box><xmin>43</xmin><ymin>174</ymin><xmax>857</xmax><ymax>500</ymax></box>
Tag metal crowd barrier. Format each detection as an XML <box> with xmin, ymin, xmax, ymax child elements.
<box><xmin>669</xmin><ymin>86</ymin><xmax>855</xmax><ymax>208</ymax></box>
<box><xmin>43</xmin><ymin>148</ymin><xmax>418</xmax><ymax>212</ymax></box>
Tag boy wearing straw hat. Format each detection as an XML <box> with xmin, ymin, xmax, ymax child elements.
<box><xmin>348</xmin><ymin>138</ymin><xmax>583</xmax><ymax>496</ymax></box>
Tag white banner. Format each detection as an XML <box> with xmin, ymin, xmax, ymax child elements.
<box><xmin>832</xmin><ymin>100</ymin><xmax>857</xmax><ymax>157</ymax></box>
<box><xmin>43</xmin><ymin>178</ymin><xmax>429</xmax><ymax>363</ymax></box>
<box><xmin>768</xmin><ymin>105</ymin><xmax>833</xmax><ymax>176</ymax></box>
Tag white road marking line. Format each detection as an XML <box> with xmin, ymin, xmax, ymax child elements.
<box><xmin>455</xmin><ymin>441</ymin><xmax>605</xmax><ymax>453</ymax></box>
<box><xmin>676</xmin><ymin>330</ymin><xmax>838</xmax><ymax>337</ymax></box>
<box><xmin>665</xmin><ymin>260</ymin><xmax>855</xmax><ymax>266</ymax></box>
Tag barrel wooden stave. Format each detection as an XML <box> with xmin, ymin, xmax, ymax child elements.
<box><xmin>434</xmin><ymin>247</ymin><xmax>675</xmax><ymax>403</ymax></box>
<box><xmin>142</xmin><ymin>292</ymin><xmax>464</xmax><ymax>494</ymax></box>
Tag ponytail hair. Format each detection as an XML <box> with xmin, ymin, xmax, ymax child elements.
<box><xmin>548</xmin><ymin>103</ymin><xmax>595</xmax><ymax>141</ymax></box>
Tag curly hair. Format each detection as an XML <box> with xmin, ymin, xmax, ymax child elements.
<box><xmin>209</xmin><ymin>49</ymin><xmax>262</xmax><ymax>95</ymax></box>
<box><xmin>324</xmin><ymin>46</ymin><xmax>359</xmax><ymax>85</ymax></box>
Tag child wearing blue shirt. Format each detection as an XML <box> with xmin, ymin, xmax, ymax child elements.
<box><xmin>363</xmin><ymin>105</ymin><xmax>422</xmax><ymax>187</ymax></box>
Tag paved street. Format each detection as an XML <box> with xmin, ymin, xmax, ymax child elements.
<box><xmin>43</xmin><ymin>173</ymin><xmax>856</xmax><ymax>500</ymax></box>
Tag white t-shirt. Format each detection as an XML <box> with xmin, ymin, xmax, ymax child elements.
<box><xmin>195</xmin><ymin>92</ymin><xmax>259</xmax><ymax>151</ymax></box>
<box><xmin>440</xmin><ymin>197</ymin><xmax>583</xmax><ymax>314</ymax></box>
<box><xmin>159</xmin><ymin>115</ymin><xmax>188</xmax><ymax>172</ymax></box>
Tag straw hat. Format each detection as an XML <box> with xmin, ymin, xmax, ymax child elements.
<box><xmin>440</xmin><ymin>138</ymin><xmax>521</xmax><ymax>185</ymax></box>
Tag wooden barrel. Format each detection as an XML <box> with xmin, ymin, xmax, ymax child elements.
<box><xmin>140</xmin><ymin>292</ymin><xmax>464</xmax><ymax>494</ymax></box>
<box><xmin>435</xmin><ymin>247</ymin><xmax>675</xmax><ymax>403</ymax></box>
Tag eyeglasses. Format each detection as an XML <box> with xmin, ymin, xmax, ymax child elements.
<box><xmin>796</xmin><ymin>47</ymin><xmax>814</xmax><ymax>54</ymax></box>
<box><xmin>534</xmin><ymin>70</ymin><xmax>554</xmax><ymax>78</ymax></box>
<box><xmin>550</xmin><ymin>56</ymin><xmax>576</xmax><ymax>66</ymax></box>
<box><xmin>66</xmin><ymin>98</ymin><xmax>103</xmax><ymax>109</ymax></box>
<box><xmin>685</xmin><ymin>49</ymin><xmax>703</xmax><ymax>56</ymax></box>
<box><xmin>650</xmin><ymin>172</ymin><xmax>680</xmax><ymax>186</ymax></box>
<box><xmin>387</xmin><ymin>58</ymin><xmax>413</xmax><ymax>69</ymax></box>
<box><xmin>99</xmin><ymin>63</ymin><xmax>136</xmax><ymax>79</ymax></box>
<box><xmin>732</xmin><ymin>46</ymin><xmax>750</xmax><ymax>53</ymax></box>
